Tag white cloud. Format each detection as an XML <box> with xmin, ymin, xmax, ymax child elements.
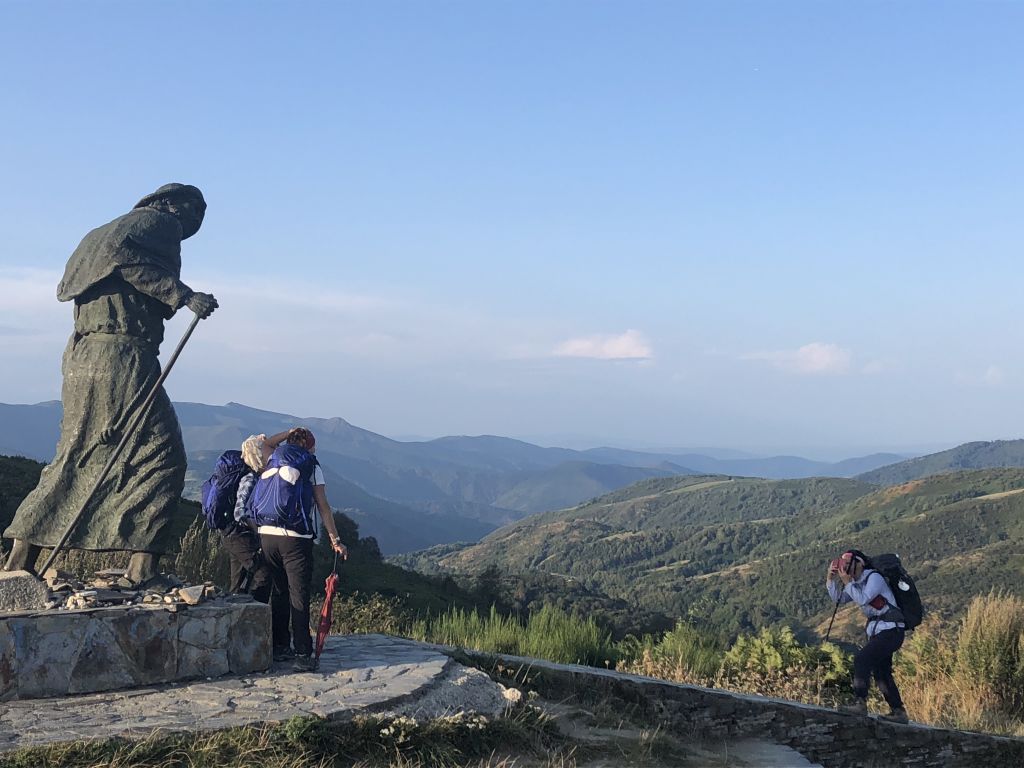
<box><xmin>743</xmin><ymin>342</ymin><xmax>852</xmax><ymax>375</ymax></box>
<box><xmin>956</xmin><ymin>365</ymin><xmax>1007</xmax><ymax>388</ymax></box>
<box><xmin>552</xmin><ymin>330</ymin><xmax>653</xmax><ymax>361</ymax></box>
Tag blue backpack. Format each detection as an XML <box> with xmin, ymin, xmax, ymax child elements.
<box><xmin>200</xmin><ymin>450</ymin><xmax>251</xmax><ymax>530</ymax></box>
<box><xmin>247</xmin><ymin>444</ymin><xmax>319</xmax><ymax>534</ymax></box>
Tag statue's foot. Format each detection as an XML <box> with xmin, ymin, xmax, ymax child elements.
<box><xmin>125</xmin><ymin>552</ymin><xmax>182</xmax><ymax>591</ymax></box>
<box><xmin>125</xmin><ymin>552</ymin><xmax>159</xmax><ymax>585</ymax></box>
<box><xmin>4</xmin><ymin>539</ymin><xmax>41</xmax><ymax>574</ymax></box>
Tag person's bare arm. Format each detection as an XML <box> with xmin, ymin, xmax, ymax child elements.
<box><xmin>261</xmin><ymin>430</ymin><xmax>291</xmax><ymax>465</ymax></box>
<box><xmin>313</xmin><ymin>485</ymin><xmax>347</xmax><ymax>558</ymax></box>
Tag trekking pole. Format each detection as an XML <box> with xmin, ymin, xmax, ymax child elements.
<box><xmin>37</xmin><ymin>312</ymin><xmax>204</xmax><ymax>577</ymax></box>
<box><xmin>823</xmin><ymin>559</ymin><xmax>844</xmax><ymax>643</ymax></box>
<box><xmin>824</xmin><ymin>597</ymin><xmax>841</xmax><ymax>643</ymax></box>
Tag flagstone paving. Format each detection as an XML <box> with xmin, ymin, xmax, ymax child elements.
<box><xmin>0</xmin><ymin>634</ymin><xmax>513</xmax><ymax>751</ymax></box>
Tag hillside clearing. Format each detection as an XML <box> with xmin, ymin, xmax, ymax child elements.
<box><xmin>974</xmin><ymin>487</ymin><xmax>1024</xmax><ymax>501</ymax></box>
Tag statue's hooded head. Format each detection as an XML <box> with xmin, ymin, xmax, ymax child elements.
<box><xmin>134</xmin><ymin>183</ymin><xmax>207</xmax><ymax>239</ymax></box>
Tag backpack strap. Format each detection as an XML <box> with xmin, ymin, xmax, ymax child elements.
<box><xmin>862</xmin><ymin>569</ymin><xmax>906</xmax><ymax>629</ymax></box>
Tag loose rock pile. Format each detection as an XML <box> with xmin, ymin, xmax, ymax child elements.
<box><xmin>43</xmin><ymin>567</ymin><xmax>225</xmax><ymax>611</ymax></box>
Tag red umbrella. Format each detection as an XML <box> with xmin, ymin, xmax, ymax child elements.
<box><xmin>314</xmin><ymin>554</ymin><xmax>340</xmax><ymax>668</ymax></box>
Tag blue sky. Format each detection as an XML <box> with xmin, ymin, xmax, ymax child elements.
<box><xmin>1</xmin><ymin>1</ymin><xmax>1021</xmax><ymax>457</ymax></box>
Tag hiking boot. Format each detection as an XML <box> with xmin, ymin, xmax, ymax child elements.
<box><xmin>293</xmin><ymin>654</ymin><xmax>317</xmax><ymax>672</ymax></box>
<box><xmin>840</xmin><ymin>699</ymin><xmax>868</xmax><ymax>716</ymax></box>
<box><xmin>273</xmin><ymin>646</ymin><xmax>295</xmax><ymax>662</ymax></box>
<box><xmin>880</xmin><ymin>706</ymin><xmax>909</xmax><ymax>724</ymax></box>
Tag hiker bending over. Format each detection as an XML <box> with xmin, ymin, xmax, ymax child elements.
<box><xmin>826</xmin><ymin>549</ymin><xmax>909</xmax><ymax>724</ymax></box>
<box><xmin>252</xmin><ymin>427</ymin><xmax>346</xmax><ymax>671</ymax></box>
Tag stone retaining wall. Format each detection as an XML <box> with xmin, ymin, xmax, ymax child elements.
<box><xmin>0</xmin><ymin>600</ymin><xmax>270</xmax><ymax>700</ymax></box>
<box><xmin>448</xmin><ymin>648</ymin><xmax>1024</xmax><ymax>768</ymax></box>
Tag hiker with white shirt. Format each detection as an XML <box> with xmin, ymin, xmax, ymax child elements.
<box><xmin>826</xmin><ymin>549</ymin><xmax>910</xmax><ymax>724</ymax></box>
<box><xmin>250</xmin><ymin>427</ymin><xmax>347</xmax><ymax>671</ymax></box>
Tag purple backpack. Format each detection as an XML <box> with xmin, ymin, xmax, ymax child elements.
<box><xmin>200</xmin><ymin>450</ymin><xmax>250</xmax><ymax>530</ymax></box>
<box><xmin>247</xmin><ymin>444</ymin><xmax>318</xmax><ymax>534</ymax></box>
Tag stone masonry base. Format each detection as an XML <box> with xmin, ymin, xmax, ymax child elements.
<box><xmin>0</xmin><ymin>599</ymin><xmax>270</xmax><ymax>700</ymax></box>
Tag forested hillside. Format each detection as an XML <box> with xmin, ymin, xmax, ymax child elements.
<box><xmin>397</xmin><ymin>469</ymin><xmax>1024</xmax><ymax>636</ymax></box>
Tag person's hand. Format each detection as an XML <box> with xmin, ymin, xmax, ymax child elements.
<box><xmin>186</xmin><ymin>291</ymin><xmax>218</xmax><ymax>319</ymax></box>
<box><xmin>329</xmin><ymin>535</ymin><xmax>348</xmax><ymax>559</ymax></box>
<box><xmin>838</xmin><ymin>567</ymin><xmax>853</xmax><ymax>585</ymax></box>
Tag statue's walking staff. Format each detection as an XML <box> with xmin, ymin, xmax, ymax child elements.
<box><xmin>37</xmin><ymin>311</ymin><xmax>204</xmax><ymax>578</ymax></box>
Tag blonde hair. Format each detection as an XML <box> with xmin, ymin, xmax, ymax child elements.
<box><xmin>241</xmin><ymin>434</ymin><xmax>266</xmax><ymax>472</ymax></box>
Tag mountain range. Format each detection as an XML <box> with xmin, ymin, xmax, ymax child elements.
<box><xmin>0</xmin><ymin>399</ymin><xmax>914</xmax><ymax>554</ymax></box>
<box><xmin>5</xmin><ymin>398</ymin><xmax>1024</xmax><ymax>639</ymax></box>
<box><xmin>855</xmin><ymin>439</ymin><xmax>1024</xmax><ymax>485</ymax></box>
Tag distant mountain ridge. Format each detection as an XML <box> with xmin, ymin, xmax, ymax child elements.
<box><xmin>856</xmin><ymin>439</ymin><xmax>1024</xmax><ymax>485</ymax></box>
<box><xmin>1</xmin><ymin>401</ymin><xmax>687</xmax><ymax>553</ymax></box>
<box><xmin>0</xmin><ymin>399</ymin><xmax>915</xmax><ymax>553</ymax></box>
<box><xmin>1</xmin><ymin>400</ymin><xmax>910</xmax><ymax>481</ymax></box>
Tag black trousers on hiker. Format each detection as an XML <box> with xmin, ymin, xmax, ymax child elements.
<box><xmin>219</xmin><ymin>522</ymin><xmax>272</xmax><ymax>603</ymax></box>
<box><xmin>260</xmin><ymin>533</ymin><xmax>314</xmax><ymax>656</ymax></box>
<box><xmin>853</xmin><ymin>627</ymin><xmax>905</xmax><ymax>708</ymax></box>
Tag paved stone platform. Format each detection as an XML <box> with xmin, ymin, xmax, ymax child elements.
<box><xmin>0</xmin><ymin>634</ymin><xmax>512</xmax><ymax>751</ymax></box>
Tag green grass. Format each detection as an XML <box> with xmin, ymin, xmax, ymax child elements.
<box><xmin>617</xmin><ymin>620</ymin><xmax>724</xmax><ymax>681</ymax></box>
<box><xmin>410</xmin><ymin>604</ymin><xmax>618</xmax><ymax>667</ymax></box>
<box><xmin>0</xmin><ymin>709</ymin><xmax>570</xmax><ymax>768</ymax></box>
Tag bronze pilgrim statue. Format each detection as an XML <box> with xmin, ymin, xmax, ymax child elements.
<box><xmin>3</xmin><ymin>183</ymin><xmax>217</xmax><ymax>585</ymax></box>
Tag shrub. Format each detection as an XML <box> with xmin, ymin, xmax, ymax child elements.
<box><xmin>718</xmin><ymin>626</ymin><xmax>851</xmax><ymax>706</ymax></box>
<box><xmin>173</xmin><ymin>516</ymin><xmax>231</xmax><ymax>587</ymax></box>
<box><xmin>316</xmin><ymin>591</ymin><xmax>411</xmax><ymax>636</ymax></box>
<box><xmin>955</xmin><ymin>591</ymin><xmax>1024</xmax><ymax>713</ymax></box>
<box><xmin>618</xmin><ymin>620</ymin><xmax>723</xmax><ymax>683</ymax></box>
<box><xmin>893</xmin><ymin>615</ymin><xmax>993</xmax><ymax>732</ymax></box>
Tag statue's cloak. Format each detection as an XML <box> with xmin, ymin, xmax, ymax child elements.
<box><xmin>4</xmin><ymin>207</ymin><xmax>192</xmax><ymax>555</ymax></box>
<box><xmin>57</xmin><ymin>207</ymin><xmax>183</xmax><ymax>302</ymax></box>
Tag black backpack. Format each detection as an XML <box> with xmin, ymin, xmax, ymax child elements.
<box><xmin>869</xmin><ymin>553</ymin><xmax>924</xmax><ymax>630</ymax></box>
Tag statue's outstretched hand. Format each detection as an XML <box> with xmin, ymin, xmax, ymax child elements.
<box><xmin>187</xmin><ymin>292</ymin><xmax>218</xmax><ymax>319</ymax></box>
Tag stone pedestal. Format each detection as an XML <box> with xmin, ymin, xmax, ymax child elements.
<box><xmin>0</xmin><ymin>599</ymin><xmax>270</xmax><ymax>701</ymax></box>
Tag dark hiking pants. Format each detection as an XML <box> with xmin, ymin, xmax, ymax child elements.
<box><xmin>219</xmin><ymin>523</ymin><xmax>271</xmax><ymax>604</ymax></box>
<box><xmin>261</xmin><ymin>534</ymin><xmax>314</xmax><ymax>656</ymax></box>
<box><xmin>853</xmin><ymin>627</ymin><xmax>905</xmax><ymax>708</ymax></box>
